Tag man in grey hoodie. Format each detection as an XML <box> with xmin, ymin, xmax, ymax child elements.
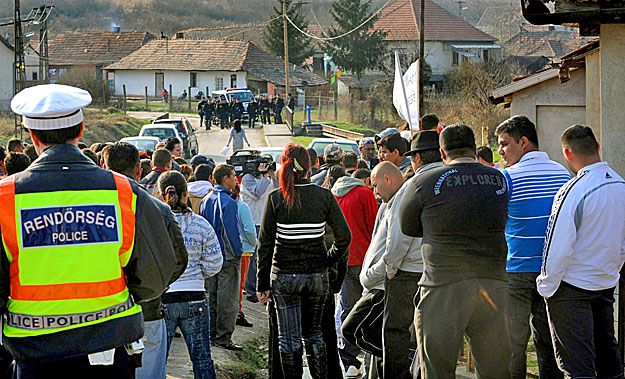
<box><xmin>331</xmin><ymin>170</ymin><xmax>378</xmax><ymax>376</ymax></box>
<box><xmin>382</xmin><ymin>130</ymin><xmax>443</xmax><ymax>378</ymax></box>
<box><xmin>341</xmin><ymin>161</ymin><xmax>405</xmax><ymax>375</ymax></box>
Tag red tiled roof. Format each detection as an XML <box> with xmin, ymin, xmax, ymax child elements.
<box><xmin>48</xmin><ymin>32</ymin><xmax>154</xmax><ymax>66</ymax></box>
<box><xmin>374</xmin><ymin>0</ymin><xmax>496</xmax><ymax>42</ymax></box>
<box><xmin>105</xmin><ymin>39</ymin><xmax>326</xmax><ymax>87</ymax></box>
<box><xmin>504</xmin><ymin>26</ymin><xmax>594</xmax><ymax>58</ymax></box>
<box><xmin>176</xmin><ymin>25</ymin><xmax>266</xmax><ymax>48</ymax></box>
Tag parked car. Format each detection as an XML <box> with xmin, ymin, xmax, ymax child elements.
<box><xmin>153</xmin><ymin>118</ymin><xmax>199</xmax><ymax>159</ymax></box>
<box><xmin>139</xmin><ymin>123</ymin><xmax>181</xmax><ymax>146</ymax></box>
<box><xmin>120</xmin><ymin>136</ymin><xmax>161</xmax><ymax>152</ymax></box>
<box><xmin>307</xmin><ymin>138</ymin><xmax>360</xmax><ymax>162</ymax></box>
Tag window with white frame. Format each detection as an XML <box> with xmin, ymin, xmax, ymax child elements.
<box><xmin>215</xmin><ymin>77</ymin><xmax>223</xmax><ymax>90</ymax></box>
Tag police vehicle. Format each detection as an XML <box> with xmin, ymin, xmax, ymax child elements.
<box><xmin>212</xmin><ymin>88</ymin><xmax>255</xmax><ymax>120</ymax></box>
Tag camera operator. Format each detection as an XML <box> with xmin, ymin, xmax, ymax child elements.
<box><xmin>240</xmin><ymin>158</ymin><xmax>278</xmax><ymax>303</ymax></box>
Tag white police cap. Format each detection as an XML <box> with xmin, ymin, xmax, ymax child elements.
<box><xmin>11</xmin><ymin>84</ymin><xmax>92</xmax><ymax>130</ymax></box>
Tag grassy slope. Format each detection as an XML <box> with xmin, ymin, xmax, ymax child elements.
<box><xmin>0</xmin><ymin>107</ymin><xmax>149</xmax><ymax>147</ymax></box>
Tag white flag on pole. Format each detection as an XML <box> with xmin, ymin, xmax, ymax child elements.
<box><xmin>393</xmin><ymin>51</ymin><xmax>420</xmax><ymax>131</ymax></box>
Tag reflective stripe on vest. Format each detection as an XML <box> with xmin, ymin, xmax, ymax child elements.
<box><xmin>0</xmin><ymin>172</ymin><xmax>142</xmax><ymax>337</ymax></box>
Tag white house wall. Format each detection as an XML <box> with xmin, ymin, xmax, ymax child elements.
<box><xmin>0</xmin><ymin>42</ymin><xmax>14</xmax><ymax>109</ymax></box>
<box><xmin>110</xmin><ymin>70</ymin><xmax>248</xmax><ymax>97</ymax></box>
<box><xmin>388</xmin><ymin>41</ymin><xmax>501</xmax><ymax>77</ymax></box>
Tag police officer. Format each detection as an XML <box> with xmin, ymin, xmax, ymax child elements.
<box><xmin>203</xmin><ymin>97</ymin><xmax>213</xmax><ymax>130</ymax></box>
<box><xmin>259</xmin><ymin>95</ymin><xmax>271</xmax><ymax>125</ymax></box>
<box><xmin>273</xmin><ymin>93</ymin><xmax>285</xmax><ymax>124</ymax></box>
<box><xmin>216</xmin><ymin>96</ymin><xmax>230</xmax><ymax>130</ymax></box>
<box><xmin>232</xmin><ymin>98</ymin><xmax>244</xmax><ymax>121</ymax></box>
<box><xmin>0</xmin><ymin>84</ymin><xmax>179</xmax><ymax>377</ymax></box>
<box><xmin>247</xmin><ymin>98</ymin><xmax>258</xmax><ymax>129</ymax></box>
<box><xmin>198</xmin><ymin>96</ymin><xmax>207</xmax><ymax>128</ymax></box>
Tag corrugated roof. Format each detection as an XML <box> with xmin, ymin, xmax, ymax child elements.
<box><xmin>105</xmin><ymin>38</ymin><xmax>326</xmax><ymax>87</ymax></box>
<box><xmin>48</xmin><ymin>32</ymin><xmax>154</xmax><ymax>66</ymax></box>
<box><xmin>374</xmin><ymin>0</ymin><xmax>497</xmax><ymax>42</ymax></box>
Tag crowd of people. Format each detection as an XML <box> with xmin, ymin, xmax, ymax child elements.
<box><xmin>0</xmin><ymin>83</ymin><xmax>623</xmax><ymax>379</ymax></box>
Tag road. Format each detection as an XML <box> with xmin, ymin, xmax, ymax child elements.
<box><xmin>127</xmin><ymin>112</ymin><xmax>267</xmax><ymax>160</ymax></box>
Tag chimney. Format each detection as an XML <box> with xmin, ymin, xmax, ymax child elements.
<box><xmin>176</xmin><ymin>32</ymin><xmax>184</xmax><ymax>39</ymax></box>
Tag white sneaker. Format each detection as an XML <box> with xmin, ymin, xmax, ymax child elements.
<box><xmin>345</xmin><ymin>365</ymin><xmax>361</xmax><ymax>378</ymax></box>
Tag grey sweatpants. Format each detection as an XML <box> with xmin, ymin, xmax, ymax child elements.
<box><xmin>209</xmin><ymin>257</ymin><xmax>241</xmax><ymax>345</ymax></box>
<box><xmin>416</xmin><ymin>278</ymin><xmax>511</xmax><ymax>379</ymax></box>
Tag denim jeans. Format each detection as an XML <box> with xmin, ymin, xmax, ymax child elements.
<box><xmin>164</xmin><ymin>299</ymin><xmax>217</xmax><ymax>379</ymax></box>
<box><xmin>271</xmin><ymin>272</ymin><xmax>329</xmax><ymax>353</ymax></box>
<box><xmin>508</xmin><ymin>272</ymin><xmax>561</xmax><ymax>379</ymax></box>
<box><xmin>135</xmin><ymin>319</ymin><xmax>167</xmax><ymax>379</ymax></box>
<box><xmin>546</xmin><ymin>283</ymin><xmax>622</xmax><ymax>378</ymax></box>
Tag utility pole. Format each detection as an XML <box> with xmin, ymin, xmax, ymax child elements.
<box><xmin>283</xmin><ymin>1</ymin><xmax>290</xmax><ymax>98</ymax></box>
<box><xmin>14</xmin><ymin>0</ymin><xmax>26</xmax><ymax>138</ymax></box>
<box><xmin>418</xmin><ymin>0</ymin><xmax>425</xmax><ymax>115</ymax></box>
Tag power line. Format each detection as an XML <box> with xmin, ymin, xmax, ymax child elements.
<box><xmin>284</xmin><ymin>0</ymin><xmax>395</xmax><ymax>42</ymax></box>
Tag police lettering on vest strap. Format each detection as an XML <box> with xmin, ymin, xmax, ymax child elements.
<box><xmin>7</xmin><ymin>297</ymin><xmax>134</xmax><ymax>331</ymax></box>
<box><xmin>20</xmin><ymin>204</ymin><xmax>120</xmax><ymax>249</ymax></box>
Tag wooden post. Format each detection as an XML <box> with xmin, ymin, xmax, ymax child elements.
<box><xmin>283</xmin><ymin>1</ymin><xmax>290</xmax><ymax>99</ymax></box>
<box><xmin>188</xmin><ymin>86</ymin><xmax>192</xmax><ymax>113</ymax></box>
<box><xmin>318</xmin><ymin>92</ymin><xmax>322</xmax><ymax>120</ymax></box>
<box><xmin>369</xmin><ymin>93</ymin><xmax>375</xmax><ymax>129</ymax></box>
<box><xmin>333</xmin><ymin>91</ymin><xmax>338</xmax><ymax>121</ymax></box>
<box><xmin>144</xmin><ymin>86</ymin><xmax>149</xmax><ymax>111</ymax></box>
<box><xmin>122</xmin><ymin>84</ymin><xmax>127</xmax><ymax>114</ymax></box>
<box><xmin>168</xmin><ymin>84</ymin><xmax>173</xmax><ymax>111</ymax></box>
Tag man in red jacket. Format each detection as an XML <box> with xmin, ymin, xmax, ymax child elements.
<box><xmin>331</xmin><ymin>173</ymin><xmax>378</xmax><ymax>376</ymax></box>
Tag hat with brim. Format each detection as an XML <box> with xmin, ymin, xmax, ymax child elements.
<box><xmin>11</xmin><ymin>84</ymin><xmax>92</xmax><ymax>130</ymax></box>
<box><xmin>405</xmin><ymin>130</ymin><xmax>440</xmax><ymax>156</ymax></box>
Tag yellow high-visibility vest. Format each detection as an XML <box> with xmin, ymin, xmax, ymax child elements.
<box><xmin>0</xmin><ymin>173</ymin><xmax>142</xmax><ymax>337</ymax></box>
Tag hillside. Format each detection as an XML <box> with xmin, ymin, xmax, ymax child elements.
<box><xmin>0</xmin><ymin>0</ymin><xmax>507</xmax><ymax>38</ymax></box>
<box><xmin>0</xmin><ymin>108</ymin><xmax>149</xmax><ymax>147</ymax></box>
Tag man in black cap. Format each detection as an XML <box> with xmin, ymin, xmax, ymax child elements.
<box><xmin>398</xmin><ymin>124</ymin><xmax>511</xmax><ymax>378</ymax></box>
<box><xmin>273</xmin><ymin>93</ymin><xmax>285</xmax><ymax>124</ymax></box>
<box><xmin>380</xmin><ymin>130</ymin><xmax>442</xmax><ymax>378</ymax></box>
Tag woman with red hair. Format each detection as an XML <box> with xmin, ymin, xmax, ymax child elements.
<box><xmin>256</xmin><ymin>143</ymin><xmax>351</xmax><ymax>378</ymax></box>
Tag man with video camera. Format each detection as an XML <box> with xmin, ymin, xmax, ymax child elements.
<box><xmin>240</xmin><ymin>155</ymin><xmax>278</xmax><ymax>303</ymax></box>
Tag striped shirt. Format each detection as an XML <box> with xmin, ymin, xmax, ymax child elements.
<box><xmin>503</xmin><ymin>151</ymin><xmax>570</xmax><ymax>273</ymax></box>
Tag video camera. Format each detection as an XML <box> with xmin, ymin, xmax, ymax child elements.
<box><xmin>227</xmin><ymin>149</ymin><xmax>277</xmax><ymax>177</ymax></box>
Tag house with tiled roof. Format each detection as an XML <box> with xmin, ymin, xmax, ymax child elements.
<box><xmin>105</xmin><ymin>38</ymin><xmax>326</xmax><ymax>98</ymax></box>
<box><xmin>47</xmin><ymin>31</ymin><xmax>155</xmax><ymax>82</ymax></box>
<box><xmin>373</xmin><ymin>0</ymin><xmax>502</xmax><ymax>82</ymax></box>
<box><xmin>504</xmin><ymin>25</ymin><xmax>594</xmax><ymax>61</ymax></box>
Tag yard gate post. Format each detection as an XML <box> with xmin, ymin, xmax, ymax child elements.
<box><xmin>169</xmin><ymin>84</ymin><xmax>173</xmax><ymax>111</ymax></box>
<box><xmin>145</xmin><ymin>86</ymin><xmax>149</xmax><ymax>111</ymax></box>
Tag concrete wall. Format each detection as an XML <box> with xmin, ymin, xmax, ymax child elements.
<box><xmin>600</xmin><ymin>24</ymin><xmax>625</xmax><ymax>178</ymax></box>
<box><xmin>510</xmin><ymin>67</ymin><xmax>587</xmax><ymax>167</ymax></box>
<box><xmin>109</xmin><ymin>70</ymin><xmax>248</xmax><ymax>98</ymax></box>
<box><xmin>585</xmin><ymin>50</ymin><xmax>601</xmax><ymax>136</ymax></box>
<box><xmin>0</xmin><ymin>42</ymin><xmax>14</xmax><ymax>109</ymax></box>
